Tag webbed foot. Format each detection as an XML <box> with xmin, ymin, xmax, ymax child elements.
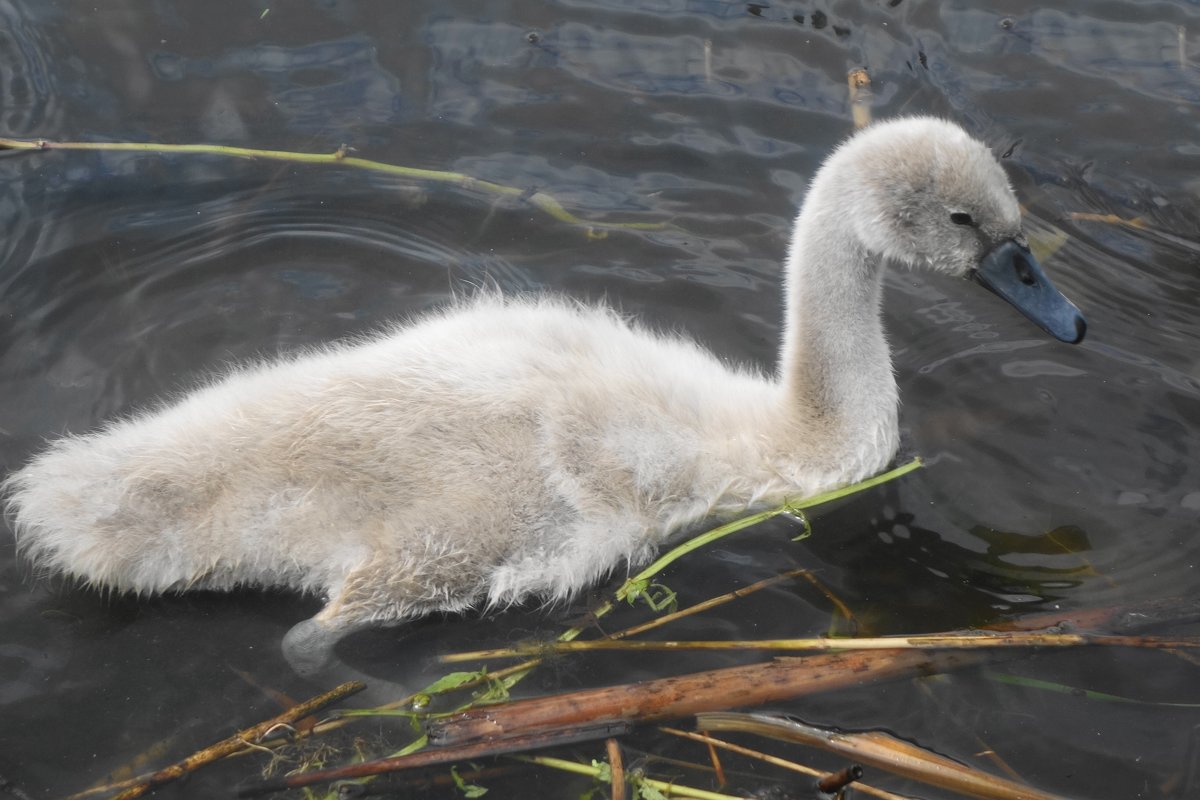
<box><xmin>281</xmin><ymin>617</ymin><xmax>344</xmax><ymax>678</ymax></box>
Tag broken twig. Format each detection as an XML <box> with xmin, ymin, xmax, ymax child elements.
<box><xmin>428</xmin><ymin>650</ymin><xmax>979</xmax><ymax>747</ymax></box>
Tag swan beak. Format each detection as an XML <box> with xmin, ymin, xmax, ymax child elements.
<box><xmin>971</xmin><ymin>240</ymin><xmax>1087</xmax><ymax>344</ymax></box>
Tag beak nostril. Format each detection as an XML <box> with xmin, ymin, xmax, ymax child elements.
<box><xmin>1015</xmin><ymin>254</ymin><xmax>1037</xmax><ymax>286</ymax></box>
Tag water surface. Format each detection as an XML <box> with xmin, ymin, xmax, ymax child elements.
<box><xmin>1</xmin><ymin>2</ymin><xmax>1199</xmax><ymax>797</ymax></box>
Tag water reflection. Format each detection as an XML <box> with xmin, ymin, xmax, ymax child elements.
<box><xmin>0</xmin><ymin>2</ymin><xmax>62</xmax><ymax>136</ymax></box>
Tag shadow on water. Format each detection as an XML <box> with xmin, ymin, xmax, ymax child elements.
<box><xmin>2</xmin><ymin>1</ymin><xmax>1200</xmax><ymax>798</ymax></box>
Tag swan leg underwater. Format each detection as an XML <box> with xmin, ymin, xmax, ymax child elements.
<box><xmin>3</xmin><ymin>117</ymin><xmax>1086</xmax><ymax>674</ymax></box>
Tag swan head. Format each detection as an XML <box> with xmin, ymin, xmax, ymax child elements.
<box><xmin>826</xmin><ymin>117</ymin><xmax>1086</xmax><ymax>343</ymax></box>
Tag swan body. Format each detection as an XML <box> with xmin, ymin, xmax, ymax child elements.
<box><xmin>4</xmin><ymin>117</ymin><xmax>1085</xmax><ymax>666</ymax></box>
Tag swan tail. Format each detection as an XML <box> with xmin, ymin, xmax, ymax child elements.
<box><xmin>3</xmin><ymin>429</ymin><xmax>203</xmax><ymax>595</ymax></box>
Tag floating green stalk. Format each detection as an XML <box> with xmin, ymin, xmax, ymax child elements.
<box><xmin>0</xmin><ymin>136</ymin><xmax>668</xmax><ymax>234</ymax></box>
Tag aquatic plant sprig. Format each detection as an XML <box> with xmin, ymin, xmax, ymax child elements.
<box><xmin>0</xmin><ymin>136</ymin><xmax>670</xmax><ymax>235</ymax></box>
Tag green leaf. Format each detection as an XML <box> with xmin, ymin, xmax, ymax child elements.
<box><xmin>423</xmin><ymin>670</ymin><xmax>486</xmax><ymax>695</ymax></box>
<box><xmin>621</xmin><ymin>578</ymin><xmax>677</xmax><ymax>612</ymax></box>
<box><xmin>389</xmin><ymin>734</ymin><xmax>429</xmax><ymax>758</ymax></box>
<box><xmin>987</xmin><ymin>672</ymin><xmax>1200</xmax><ymax>708</ymax></box>
<box><xmin>641</xmin><ymin>582</ymin><xmax>678</xmax><ymax>613</ymax></box>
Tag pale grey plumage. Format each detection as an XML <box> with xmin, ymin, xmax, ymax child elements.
<box><xmin>3</xmin><ymin>117</ymin><xmax>1073</xmax><ymax>671</ymax></box>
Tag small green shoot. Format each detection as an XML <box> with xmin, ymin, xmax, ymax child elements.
<box><xmin>622</xmin><ymin>578</ymin><xmax>678</xmax><ymax>613</ymax></box>
<box><xmin>475</xmin><ymin>669</ymin><xmax>520</xmax><ymax>704</ymax></box>
<box><xmin>630</xmin><ymin>770</ymin><xmax>670</xmax><ymax>800</ymax></box>
<box><xmin>787</xmin><ymin>509</ymin><xmax>811</xmax><ymax>541</ymax></box>
<box><xmin>591</xmin><ymin>759</ymin><xmax>612</xmax><ymax>783</ymax></box>
<box><xmin>451</xmin><ymin>765</ymin><xmax>489</xmax><ymax>798</ymax></box>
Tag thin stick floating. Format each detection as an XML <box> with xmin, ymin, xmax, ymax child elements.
<box><xmin>441</xmin><ymin>630</ymin><xmax>1200</xmax><ymax>664</ymax></box>
<box><xmin>0</xmin><ymin>136</ymin><xmax>668</xmax><ymax>233</ymax></box>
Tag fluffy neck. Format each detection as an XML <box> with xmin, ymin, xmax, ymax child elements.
<box><xmin>776</xmin><ymin>172</ymin><xmax>900</xmax><ymax>478</ymax></box>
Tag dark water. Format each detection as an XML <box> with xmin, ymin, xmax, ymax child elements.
<box><xmin>1</xmin><ymin>1</ymin><xmax>1199</xmax><ymax>798</ymax></box>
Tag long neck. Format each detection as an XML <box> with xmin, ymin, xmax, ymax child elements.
<box><xmin>776</xmin><ymin>178</ymin><xmax>899</xmax><ymax>474</ymax></box>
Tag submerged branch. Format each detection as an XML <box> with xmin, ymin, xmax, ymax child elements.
<box><xmin>92</xmin><ymin>680</ymin><xmax>365</xmax><ymax>800</ymax></box>
<box><xmin>236</xmin><ymin>722</ymin><xmax>633</xmax><ymax>797</ymax></box>
<box><xmin>606</xmin><ymin>738</ymin><xmax>627</xmax><ymax>800</ymax></box>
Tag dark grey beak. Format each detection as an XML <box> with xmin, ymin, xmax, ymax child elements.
<box><xmin>971</xmin><ymin>240</ymin><xmax>1086</xmax><ymax>344</ymax></box>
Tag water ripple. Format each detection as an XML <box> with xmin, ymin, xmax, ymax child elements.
<box><xmin>0</xmin><ymin>2</ymin><xmax>62</xmax><ymax>135</ymax></box>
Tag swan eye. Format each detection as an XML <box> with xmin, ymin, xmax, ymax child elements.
<box><xmin>950</xmin><ymin>212</ymin><xmax>974</xmax><ymax>226</ymax></box>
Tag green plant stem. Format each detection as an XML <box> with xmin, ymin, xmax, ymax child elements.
<box><xmin>0</xmin><ymin>137</ymin><xmax>667</xmax><ymax>233</ymax></box>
